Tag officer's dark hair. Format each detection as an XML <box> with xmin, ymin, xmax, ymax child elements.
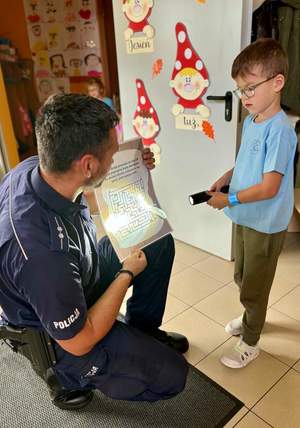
<box><xmin>36</xmin><ymin>93</ymin><xmax>119</xmax><ymax>173</ymax></box>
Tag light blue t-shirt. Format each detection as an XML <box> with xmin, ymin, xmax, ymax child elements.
<box><xmin>224</xmin><ymin>110</ymin><xmax>297</xmax><ymax>233</ymax></box>
<box><xmin>103</xmin><ymin>97</ymin><xmax>114</xmax><ymax>110</ymax></box>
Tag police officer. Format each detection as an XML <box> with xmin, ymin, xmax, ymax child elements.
<box><xmin>0</xmin><ymin>94</ymin><xmax>188</xmax><ymax>410</ymax></box>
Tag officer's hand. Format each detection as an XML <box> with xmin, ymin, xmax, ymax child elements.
<box><xmin>123</xmin><ymin>249</ymin><xmax>147</xmax><ymax>277</ymax></box>
<box><xmin>142</xmin><ymin>148</ymin><xmax>155</xmax><ymax>170</ymax></box>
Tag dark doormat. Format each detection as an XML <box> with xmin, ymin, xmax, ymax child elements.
<box><xmin>0</xmin><ymin>343</ymin><xmax>243</xmax><ymax>428</ymax></box>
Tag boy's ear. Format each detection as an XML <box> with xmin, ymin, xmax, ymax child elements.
<box><xmin>273</xmin><ymin>74</ymin><xmax>285</xmax><ymax>92</ymax></box>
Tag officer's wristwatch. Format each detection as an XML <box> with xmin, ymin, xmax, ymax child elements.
<box><xmin>115</xmin><ymin>269</ymin><xmax>135</xmax><ymax>283</ymax></box>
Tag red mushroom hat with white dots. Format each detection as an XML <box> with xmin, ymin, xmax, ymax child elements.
<box><xmin>171</xmin><ymin>22</ymin><xmax>209</xmax><ymax>94</ymax></box>
<box><xmin>134</xmin><ymin>79</ymin><xmax>159</xmax><ymax>126</ymax></box>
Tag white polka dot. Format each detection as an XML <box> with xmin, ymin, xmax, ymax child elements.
<box><xmin>137</xmin><ymin>106</ymin><xmax>141</xmax><ymax>111</ymax></box>
<box><xmin>175</xmin><ymin>60</ymin><xmax>182</xmax><ymax>70</ymax></box>
<box><xmin>137</xmin><ymin>82</ymin><xmax>141</xmax><ymax>88</ymax></box>
<box><xmin>178</xmin><ymin>31</ymin><xmax>186</xmax><ymax>43</ymax></box>
<box><xmin>150</xmin><ymin>107</ymin><xmax>153</xmax><ymax>113</ymax></box>
<box><xmin>196</xmin><ymin>59</ymin><xmax>203</xmax><ymax>70</ymax></box>
<box><xmin>185</xmin><ymin>48</ymin><xmax>192</xmax><ymax>59</ymax></box>
<box><xmin>140</xmin><ymin>96</ymin><xmax>146</xmax><ymax>105</ymax></box>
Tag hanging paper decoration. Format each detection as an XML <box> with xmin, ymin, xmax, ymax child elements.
<box><xmin>133</xmin><ymin>79</ymin><xmax>161</xmax><ymax>164</ymax></box>
<box><xmin>122</xmin><ymin>0</ymin><xmax>155</xmax><ymax>54</ymax></box>
<box><xmin>170</xmin><ymin>22</ymin><xmax>215</xmax><ymax>139</ymax></box>
<box><xmin>152</xmin><ymin>58</ymin><xmax>163</xmax><ymax>79</ymax></box>
<box><xmin>196</xmin><ymin>0</ymin><xmax>207</xmax><ymax>4</ymax></box>
<box><xmin>202</xmin><ymin>120</ymin><xmax>215</xmax><ymax>141</ymax></box>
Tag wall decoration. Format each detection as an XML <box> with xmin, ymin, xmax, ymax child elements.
<box><xmin>170</xmin><ymin>22</ymin><xmax>215</xmax><ymax>139</ymax></box>
<box><xmin>122</xmin><ymin>0</ymin><xmax>155</xmax><ymax>54</ymax></box>
<box><xmin>49</xmin><ymin>53</ymin><xmax>67</xmax><ymax>77</ymax></box>
<box><xmin>133</xmin><ymin>79</ymin><xmax>161</xmax><ymax>164</ymax></box>
<box><xmin>83</xmin><ymin>50</ymin><xmax>102</xmax><ymax>76</ymax></box>
<box><xmin>24</xmin><ymin>0</ymin><xmax>42</xmax><ymax>23</ymax></box>
<box><xmin>152</xmin><ymin>58</ymin><xmax>163</xmax><ymax>79</ymax></box>
<box><xmin>35</xmin><ymin>50</ymin><xmax>51</xmax><ymax>77</ymax></box>
<box><xmin>78</xmin><ymin>0</ymin><xmax>96</xmax><ymax>21</ymax></box>
<box><xmin>36</xmin><ymin>77</ymin><xmax>55</xmax><ymax>102</ymax></box>
<box><xmin>63</xmin><ymin>0</ymin><xmax>77</xmax><ymax>23</ymax></box>
<box><xmin>43</xmin><ymin>0</ymin><xmax>62</xmax><ymax>23</ymax></box>
<box><xmin>65</xmin><ymin>51</ymin><xmax>83</xmax><ymax>76</ymax></box>
<box><xmin>63</xmin><ymin>23</ymin><xmax>81</xmax><ymax>50</ymax></box>
<box><xmin>196</xmin><ymin>0</ymin><xmax>207</xmax><ymax>4</ymax></box>
<box><xmin>24</xmin><ymin>0</ymin><xmax>103</xmax><ymax>104</ymax></box>
<box><xmin>28</xmin><ymin>23</ymin><xmax>47</xmax><ymax>54</ymax></box>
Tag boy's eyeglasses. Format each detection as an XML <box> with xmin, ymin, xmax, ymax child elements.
<box><xmin>233</xmin><ymin>75</ymin><xmax>276</xmax><ymax>99</ymax></box>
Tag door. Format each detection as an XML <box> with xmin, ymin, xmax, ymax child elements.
<box><xmin>112</xmin><ymin>0</ymin><xmax>252</xmax><ymax>260</ymax></box>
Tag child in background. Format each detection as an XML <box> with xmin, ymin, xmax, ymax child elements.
<box><xmin>87</xmin><ymin>77</ymin><xmax>114</xmax><ymax>110</ymax></box>
<box><xmin>207</xmin><ymin>38</ymin><xmax>297</xmax><ymax>368</ymax></box>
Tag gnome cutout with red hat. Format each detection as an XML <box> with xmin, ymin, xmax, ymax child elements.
<box><xmin>170</xmin><ymin>22</ymin><xmax>210</xmax><ymax>119</ymax></box>
<box><xmin>133</xmin><ymin>79</ymin><xmax>161</xmax><ymax>164</ymax></box>
<box><xmin>123</xmin><ymin>0</ymin><xmax>155</xmax><ymax>41</ymax></box>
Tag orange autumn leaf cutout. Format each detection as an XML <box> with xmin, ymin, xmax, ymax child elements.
<box><xmin>152</xmin><ymin>58</ymin><xmax>163</xmax><ymax>78</ymax></box>
<box><xmin>202</xmin><ymin>120</ymin><xmax>215</xmax><ymax>140</ymax></box>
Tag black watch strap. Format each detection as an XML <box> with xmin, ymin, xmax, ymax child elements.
<box><xmin>115</xmin><ymin>269</ymin><xmax>134</xmax><ymax>283</ymax></box>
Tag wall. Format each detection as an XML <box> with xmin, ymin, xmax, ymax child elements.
<box><xmin>0</xmin><ymin>0</ymin><xmax>31</xmax><ymax>59</ymax></box>
<box><xmin>0</xmin><ymin>66</ymin><xmax>19</xmax><ymax>168</ymax></box>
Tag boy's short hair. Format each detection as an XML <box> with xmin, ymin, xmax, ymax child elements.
<box><xmin>231</xmin><ymin>38</ymin><xmax>288</xmax><ymax>79</ymax></box>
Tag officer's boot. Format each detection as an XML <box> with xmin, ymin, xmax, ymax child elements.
<box><xmin>45</xmin><ymin>368</ymin><xmax>94</xmax><ymax>410</ymax></box>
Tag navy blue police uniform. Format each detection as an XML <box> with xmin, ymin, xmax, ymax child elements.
<box><xmin>0</xmin><ymin>157</ymin><xmax>187</xmax><ymax>401</ymax></box>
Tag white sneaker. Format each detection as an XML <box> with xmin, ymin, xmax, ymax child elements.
<box><xmin>220</xmin><ymin>338</ymin><xmax>260</xmax><ymax>368</ymax></box>
<box><xmin>225</xmin><ymin>315</ymin><xmax>243</xmax><ymax>336</ymax></box>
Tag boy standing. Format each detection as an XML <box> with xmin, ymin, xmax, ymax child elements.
<box><xmin>208</xmin><ymin>38</ymin><xmax>297</xmax><ymax>368</ymax></box>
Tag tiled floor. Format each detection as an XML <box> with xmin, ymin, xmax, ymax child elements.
<box><xmin>121</xmin><ymin>232</ymin><xmax>300</xmax><ymax>428</ymax></box>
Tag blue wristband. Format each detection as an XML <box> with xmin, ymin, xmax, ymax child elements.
<box><xmin>228</xmin><ymin>193</ymin><xmax>240</xmax><ymax>206</ymax></box>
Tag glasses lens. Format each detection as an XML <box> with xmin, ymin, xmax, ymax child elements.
<box><xmin>244</xmin><ymin>87</ymin><xmax>255</xmax><ymax>98</ymax></box>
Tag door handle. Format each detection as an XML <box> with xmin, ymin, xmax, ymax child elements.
<box><xmin>206</xmin><ymin>91</ymin><xmax>232</xmax><ymax>122</ymax></box>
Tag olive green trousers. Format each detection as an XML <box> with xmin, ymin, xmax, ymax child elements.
<box><xmin>234</xmin><ymin>225</ymin><xmax>286</xmax><ymax>346</ymax></box>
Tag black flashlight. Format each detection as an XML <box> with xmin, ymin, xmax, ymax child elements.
<box><xmin>189</xmin><ymin>185</ymin><xmax>230</xmax><ymax>206</ymax></box>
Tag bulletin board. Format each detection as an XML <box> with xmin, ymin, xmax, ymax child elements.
<box><xmin>23</xmin><ymin>0</ymin><xmax>102</xmax><ymax>103</ymax></box>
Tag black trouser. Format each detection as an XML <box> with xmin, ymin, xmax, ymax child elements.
<box><xmin>53</xmin><ymin>235</ymin><xmax>188</xmax><ymax>401</ymax></box>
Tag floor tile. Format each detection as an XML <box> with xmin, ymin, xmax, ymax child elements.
<box><xmin>162</xmin><ymin>294</ymin><xmax>189</xmax><ymax>324</ymax></box>
<box><xmin>174</xmin><ymin>240</ymin><xmax>210</xmax><ymax>265</ymax></box>
<box><xmin>282</xmin><ymin>232</ymin><xmax>300</xmax><ymax>249</ymax></box>
<box><xmin>275</xmin><ymin>258</ymin><xmax>300</xmax><ymax>286</ymax></box>
<box><xmin>194</xmin><ymin>285</ymin><xmax>243</xmax><ymax>327</ymax></box>
<box><xmin>235</xmin><ymin>411</ymin><xmax>272</xmax><ymax>427</ymax></box>
<box><xmin>223</xmin><ymin>407</ymin><xmax>249</xmax><ymax>428</ymax></box>
<box><xmin>162</xmin><ymin>308</ymin><xmax>228</xmax><ymax>366</ymax></box>
<box><xmin>293</xmin><ymin>360</ymin><xmax>300</xmax><ymax>373</ymax></box>
<box><xmin>272</xmin><ymin>286</ymin><xmax>300</xmax><ymax>323</ymax></box>
<box><xmin>119</xmin><ymin>288</ymin><xmax>189</xmax><ymax>325</ymax></box>
<box><xmin>260</xmin><ymin>309</ymin><xmax>300</xmax><ymax>367</ymax></box>
<box><xmin>196</xmin><ymin>337</ymin><xmax>289</xmax><ymax>408</ymax></box>
<box><xmin>171</xmin><ymin>259</ymin><xmax>188</xmax><ymax>276</ymax></box>
<box><xmin>268</xmin><ymin>275</ymin><xmax>298</xmax><ymax>306</ymax></box>
<box><xmin>192</xmin><ymin>256</ymin><xmax>234</xmax><ymax>284</ymax></box>
<box><xmin>169</xmin><ymin>267</ymin><xmax>224</xmax><ymax>306</ymax></box>
<box><xmin>253</xmin><ymin>370</ymin><xmax>300</xmax><ymax>428</ymax></box>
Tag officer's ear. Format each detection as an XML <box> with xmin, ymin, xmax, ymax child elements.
<box><xmin>79</xmin><ymin>154</ymin><xmax>95</xmax><ymax>180</ymax></box>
